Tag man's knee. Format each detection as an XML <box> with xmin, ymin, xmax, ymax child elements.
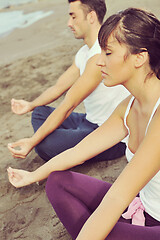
<box><xmin>31</xmin><ymin>105</ymin><xmax>55</xmax><ymax>135</ymax></box>
<box><xmin>34</xmin><ymin>141</ymin><xmax>53</xmax><ymax>161</ymax></box>
<box><xmin>31</xmin><ymin>106</ymin><xmax>47</xmax><ymax>121</ymax></box>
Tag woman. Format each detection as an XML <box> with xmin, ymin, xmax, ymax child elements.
<box><xmin>8</xmin><ymin>8</ymin><xmax>160</xmax><ymax>240</ymax></box>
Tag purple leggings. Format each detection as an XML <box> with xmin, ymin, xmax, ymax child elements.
<box><xmin>45</xmin><ymin>171</ymin><xmax>160</xmax><ymax>240</ymax></box>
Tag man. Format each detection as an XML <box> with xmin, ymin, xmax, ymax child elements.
<box><xmin>8</xmin><ymin>0</ymin><xmax>129</xmax><ymax>161</ymax></box>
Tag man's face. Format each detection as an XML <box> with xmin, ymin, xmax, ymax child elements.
<box><xmin>68</xmin><ymin>1</ymin><xmax>89</xmax><ymax>39</ymax></box>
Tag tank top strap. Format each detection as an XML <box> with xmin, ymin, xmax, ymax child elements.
<box><xmin>145</xmin><ymin>97</ymin><xmax>160</xmax><ymax>135</ymax></box>
<box><xmin>124</xmin><ymin>96</ymin><xmax>135</xmax><ymax>131</ymax></box>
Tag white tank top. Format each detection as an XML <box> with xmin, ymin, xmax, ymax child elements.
<box><xmin>75</xmin><ymin>39</ymin><xmax>129</xmax><ymax>126</ymax></box>
<box><xmin>124</xmin><ymin>96</ymin><xmax>160</xmax><ymax>221</ymax></box>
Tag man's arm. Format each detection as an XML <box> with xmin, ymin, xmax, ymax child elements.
<box><xmin>11</xmin><ymin>61</ymin><xmax>80</xmax><ymax>115</ymax></box>
<box><xmin>32</xmin><ymin>54</ymin><xmax>103</xmax><ymax>141</ymax></box>
<box><xmin>31</xmin><ymin>61</ymin><xmax>80</xmax><ymax>108</ymax></box>
<box><xmin>8</xmin><ymin>54</ymin><xmax>103</xmax><ymax>158</ymax></box>
<box><xmin>8</xmin><ymin>99</ymin><xmax>129</xmax><ymax>187</ymax></box>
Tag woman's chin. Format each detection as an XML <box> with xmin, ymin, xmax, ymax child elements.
<box><xmin>102</xmin><ymin>78</ymin><xmax>115</xmax><ymax>87</ymax></box>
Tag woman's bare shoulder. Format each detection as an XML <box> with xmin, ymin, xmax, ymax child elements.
<box><xmin>114</xmin><ymin>94</ymin><xmax>133</xmax><ymax>119</ymax></box>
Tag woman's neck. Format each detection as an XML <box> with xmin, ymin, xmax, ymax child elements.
<box><xmin>124</xmin><ymin>73</ymin><xmax>160</xmax><ymax>112</ymax></box>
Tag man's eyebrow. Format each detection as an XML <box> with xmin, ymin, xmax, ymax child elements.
<box><xmin>69</xmin><ymin>12</ymin><xmax>75</xmax><ymax>16</ymax></box>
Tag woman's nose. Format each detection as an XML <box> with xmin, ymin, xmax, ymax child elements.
<box><xmin>96</xmin><ymin>52</ymin><xmax>105</xmax><ymax>67</ymax></box>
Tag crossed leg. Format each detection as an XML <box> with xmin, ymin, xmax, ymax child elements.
<box><xmin>46</xmin><ymin>171</ymin><xmax>160</xmax><ymax>240</ymax></box>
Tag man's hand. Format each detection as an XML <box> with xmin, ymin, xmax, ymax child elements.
<box><xmin>8</xmin><ymin>138</ymin><xmax>34</xmax><ymax>159</ymax></box>
<box><xmin>11</xmin><ymin>98</ymin><xmax>33</xmax><ymax>115</ymax></box>
<box><xmin>7</xmin><ymin>167</ymin><xmax>34</xmax><ymax>188</ymax></box>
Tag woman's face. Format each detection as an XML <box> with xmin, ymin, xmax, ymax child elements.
<box><xmin>97</xmin><ymin>34</ymin><xmax>135</xmax><ymax>87</ymax></box>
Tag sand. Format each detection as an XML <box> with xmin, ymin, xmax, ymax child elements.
<box><xmin>0</xmin><ymin>0</ymin><xmax>159</xmax><ymax>239</ymax></box>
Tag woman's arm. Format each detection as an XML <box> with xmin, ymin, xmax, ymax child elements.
<box><xmin>76</xmin><ymin>106</ymin><xmax>160</xmax><ymax>240</ymax></box>
<box><xmin>8</xmin><ymin>99</ymin><xmax>129</xmax><ymax>188</ymax></box>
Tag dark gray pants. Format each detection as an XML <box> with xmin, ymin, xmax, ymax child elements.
<box><xmin>31</xmin><ymin>106</ymin><xmax>126</xmax><ymax>161</ymax></box>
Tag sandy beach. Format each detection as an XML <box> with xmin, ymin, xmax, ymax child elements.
<box><xmin>0</xmin><ymin>0</ymin><xmax>159</xmax><ymax>239</ymax></box>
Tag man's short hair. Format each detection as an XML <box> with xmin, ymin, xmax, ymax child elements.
<box><xmin>68</xmin><ymin>0</ymin><xmax>107</xmax><ymax>24</ymax></box>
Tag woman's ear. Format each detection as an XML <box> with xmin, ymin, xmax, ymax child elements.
<box><xmin>135</xmin><ymin>50</ymin><xmax>148</xmax><ymax>68</ymax></box>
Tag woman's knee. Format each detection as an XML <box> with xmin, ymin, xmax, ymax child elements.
<box><xmin>45</xmin><ymin>171</ymin><xmax>72</xmax><ymax>200</ymax></box>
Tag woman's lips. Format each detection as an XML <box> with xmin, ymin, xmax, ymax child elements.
<box><xmin>101</xmin><ymin>70</ymin><xmax>108</xmax><ymax>78</ymax></box>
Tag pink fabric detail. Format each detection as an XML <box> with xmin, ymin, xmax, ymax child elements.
<box><xmin>122</xmin><ymin>197</ymin><xmax>145</xmax><ymax>226</ymax></box>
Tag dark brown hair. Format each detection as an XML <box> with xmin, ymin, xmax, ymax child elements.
<box><xmin>98</xmin><ymin>8</ymin><xmax>160</xmax><ymax>79</ymax></box>
<box><xmin>68</xmin><ymin>0</ymin><xmax>106</xmax><ymax>24</ymax></box>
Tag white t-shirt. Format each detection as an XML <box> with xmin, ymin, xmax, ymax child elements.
<box><xmin>124</xmin><ymin>96</ymin><xmax>160</xmax><ymax>221</ymax></box>
<box><xmin>75</xmin><ymin>39</ymin><xmax>129</xmax><ymax>126</ymax></box>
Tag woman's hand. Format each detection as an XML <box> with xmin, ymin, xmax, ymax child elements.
<box><xmin>7</xmin><ymin>167</ymin><xmax>34</xmax><ymax>188</ymax></box>
<box><xmin>8</xmin><ymin>138</ymin><xmax>34</xmax><ymax>159</ymax></box>
<box><xmin>11</xmin><ymin>98</ymin><xmax>33</xmax><ymax>115</ymax></box>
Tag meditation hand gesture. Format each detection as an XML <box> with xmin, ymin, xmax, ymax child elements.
<box><xmin>8</xmin><ymin>138</ymin><xmax>34</xmax><ymax>159</ymax></box>
<box><xmin>11</xmin><ymin>98</ymin><xmax>33</xmax><ymax>115</ymax></box>
<box><xmin>7</xmin><ymin>167</ymin><xmax>33</xmax><ymax>188</ymax></box>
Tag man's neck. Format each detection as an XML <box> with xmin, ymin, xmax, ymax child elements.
<box><xmin>84</xmin><ymin>25</ymin><xmax>101</xmax><ymax>48</ymax></box>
